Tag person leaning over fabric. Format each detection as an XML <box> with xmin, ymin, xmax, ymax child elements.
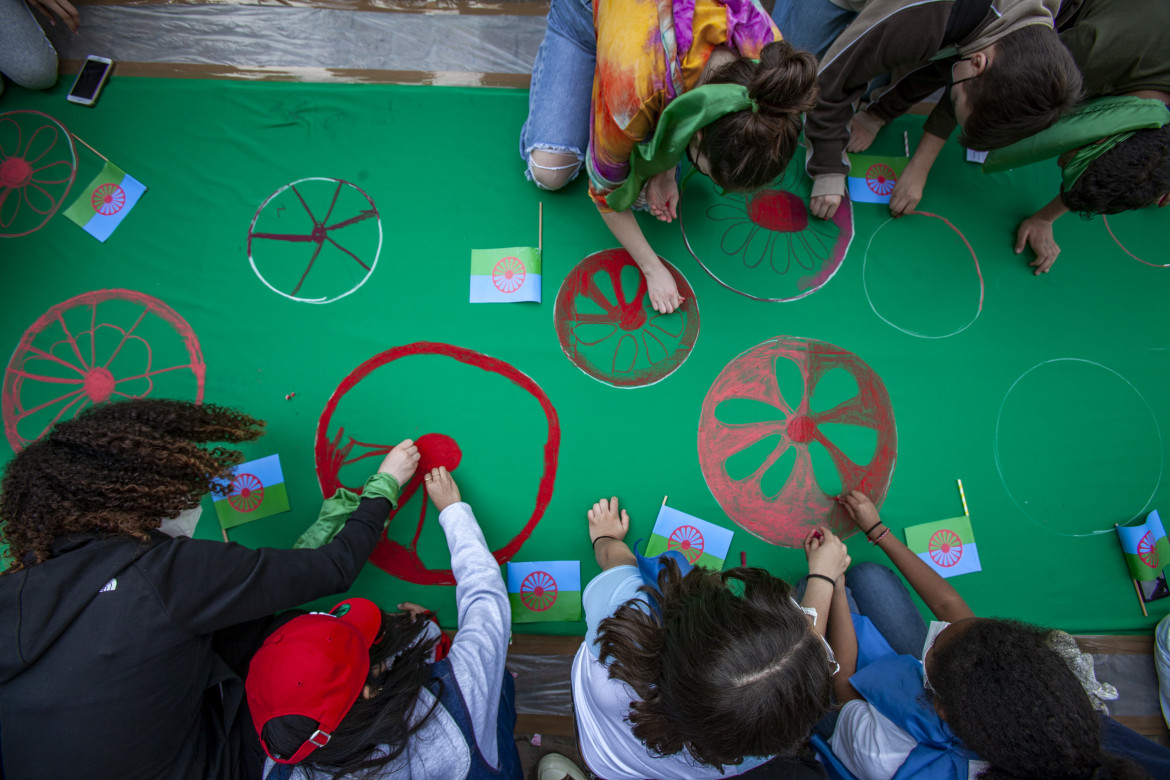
<box><xmin>519</xmin><ymin>0</ymin><xmax>817</xmax><ymax>314</ymax></box>
<box><xmin>247</xmin><ymin>465</ymin><xmax>521</xmax><ymax>780</ymax></box>
<box><xmin>779</xmin><ymin>0</ymin><xmax>1083</xmax><ymax>222</ymax></box>
<box><xmin>571</xmin><ymin>496</ymin><xmax>845</xmax><ymax>780</ymax></box>
<box><xmin>818</xmin><ymin>490</ymin><xmax>1170</xmax><ymax>780</ymax></box>
<box><xmin>0</xmin><ymin>398</ymin><xmax>420</xmax><ymax>780</ymax></box>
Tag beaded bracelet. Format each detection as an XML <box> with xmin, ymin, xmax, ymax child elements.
<box><xmin>806</xmin><ymin>573</ymin><xmax>837</xmax><ymax>588</ymax></box>
<box><xmin>869</xmin><ymin>527</ymin><xmax>891</xmax><ymax>545</ymax></box>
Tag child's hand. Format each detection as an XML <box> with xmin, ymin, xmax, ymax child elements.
<box><xmin>890</xmin><ymin>161</ymin><xmax>927</xmax><ymax>217</ymax></box>
<box><xmin>424</xmin><ymin>466</ymin><xmax>460</xmax><ymax>512</ymax></box>
<box><xmin>846</xmin><ymin>115</ymin><xmax>877</xmax><ymax>153</ymax></box>
<box><xmin>587</xmin><ymin>496</ymin><xmax>629</xmax><ymax>545</ymax></box>
<box><xmin>378</xmin><ymin>439</ymin><xmax>420</xmax><ymax>487</ymax></box>
<box><xmin>397</xmin><ymin>602</ymin><xmax>431</xmax><ymax>621</ymax></box>
<box><xmin>803</xmin><ymin>525</ymin><xmax>850</xmax><ymax>580</ymax></box>
<box><xmin>1015</xmin><ymin>215</ymin><xmax>1061</xmax><ymax>274</ymax></box>
<box><xmin>838</xmin><ymin>490</ymin><xmax>881</xmax><ymax>533</ymax></box>
<box><xmin>810</xmin><ymin>194</ymin><xmax>842</xmax><ymax>221</ymax></box>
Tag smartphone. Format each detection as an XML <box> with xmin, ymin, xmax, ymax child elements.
<box><xmin>67</xmin><ymin>56</ymin><xmax>114</xmax><ymax>107</ymax></box>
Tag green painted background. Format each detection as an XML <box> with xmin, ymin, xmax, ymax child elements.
<box><xmin>3</xmin><ymin>79</ymin><xmax>1169</xmax><ymax>635</ymax></box>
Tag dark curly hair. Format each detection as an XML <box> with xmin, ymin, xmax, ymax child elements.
<box><xmin>597</xmin><ymin>559</ymin><xmax>833</xmax><ymax>769</ymax></box>
<box><xmin>1063</xmin><ymin>125</ymin><xmax>1170</xmax><ymax>216</ymax></box>
<box><xmin>259</xmin><ymin>610</ymin><xmax>440</xmax><ymax>780</ymax></box>
<box><xmin>699</xmin><ymin>39</ymin><xmax>819</xmax><ymax>192</ymax></box>
<box><xmin>960</xmin><ymin>25</ymin><xmax>1083</xmax><ymax>151</ymax></box>
<box><xmin>927</xmin><ymin>619</ymin><xmax>1149</xmax><ymax>780</ymax></box>
<box><xmin>0</xmin><ymin>398</ymin><xmax>264</xmax><ymax>570</ymax></box>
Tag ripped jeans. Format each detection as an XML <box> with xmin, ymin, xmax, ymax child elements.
<box><xmin>518</xmin><ymin>0</ymin><xmax>595</xmax><ymax>190</ymax></box>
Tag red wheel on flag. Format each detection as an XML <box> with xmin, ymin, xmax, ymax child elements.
<box><xmin>928</xmin><ymin>529</ymin><xmax>963</xmax><ymax>567</ymax></box>
<box><xmin>1139</xmin><ymin>531</ymin><xmax>1160</xmax><ymax>568</ymax></box>
<box><xmin>554</xmin><ymin>249</ymin><xmax>700</xmax><ymax>388</ymax></box>
<box><xmin>520</xmin><ymin>570</ymin><xmax>558</xmax><ymax>612</ymax></box>
<box><xmin>3</xmin><ymin>289</ymin><xmax>206</xmax><ymax>452</ymax></box>
<box><xmin>227</xmin><ymin>473</ymin><xmax>265</xmax><ymax>512</ymax></box>
<box><xmin>492</xmin><ymin>256</ymin><xmax>526</xmax><ymax>293</ymax></box>
<box><xmin>697</xmin><ymin>337</ymin><xmax>897</xmax><ymax>547</ymax></box>
<box><xmin>865</xmin><ymin>164</ymin><xmax>897</xmax><ymax>196</ymax></box>
<box><xmin>667</xmin><ymin>525</ymin><xmax>705</xmax><ymax>564</ymax></box>
<box><xmin>91</xmin><ymin>183</ymin><xmax>125</xmax><ymax>216</ymax></box>
<box><xmin>0</xmin><ymin>110</ymin><xmax>78</xmax><ymax>238</ymax></box>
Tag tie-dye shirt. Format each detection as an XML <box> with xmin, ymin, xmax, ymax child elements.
<box><xmin>588</xmin><ymin>0</ymin><xmax>780</xmax><ymax>211</ymax></box>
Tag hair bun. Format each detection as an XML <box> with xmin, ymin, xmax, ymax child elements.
<box><xmin>748</xmin><ymin>40</ymin><xmax>819</xmax><ymax>115</ymax></box>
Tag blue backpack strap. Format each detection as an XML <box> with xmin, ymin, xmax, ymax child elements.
<box><xmin>809</xmin><ymin>733</ymin><xmax>859</xmax><ymax>780</ymax></box>
<box><xmin>424</xmin><ymin>660</ymin><xmax>522</xmax><ymax>779</ymax></box>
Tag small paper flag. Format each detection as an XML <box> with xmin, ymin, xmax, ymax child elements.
<box><xmin>1117</xmin><ymin>510</ymin><xmax>1170</xmax><ymax>581</ymax></box>
<box><xmin>506</xmin><ymin>560</ymin><xmax>581</xmax><ymax>623</ymax></box>
<box><xmin>211</xmin><ymin>454</ymin><xmax>291</xmax><ymax>529</ymax></box>
<box><xmin>63</xmin><ymin>161</ymin><xmax>146</xmax><ymax>242</ymax></box>
<box><xmin>644</xmin><ymin>504</ymin><xmax>734</xmax><ymax>570</ymax></box>
<box><xmin>846</xmin><ymin>154</ymin><xmax>908</xmax><ymax>204</ymax></box>
<box><xmin>470</xmin><ymin>247</ymin><xmax>542</xmax><ymax>303</ymax></box>
<box><xmin>904</xmin><ymin>515</ymin><xmax>981</xmax><ymax>578</ymax></box>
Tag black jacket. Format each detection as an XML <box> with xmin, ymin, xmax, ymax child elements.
<box><xmin>0</xmin><ymin>497</ymin><xmax>389</xmax><ymax>780</ymax></box>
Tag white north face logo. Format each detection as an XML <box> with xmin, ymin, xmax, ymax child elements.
<box><xmin>99</xmin><ymin>579</ymin><xmax>117</xmax><ymax>593</ymax></box>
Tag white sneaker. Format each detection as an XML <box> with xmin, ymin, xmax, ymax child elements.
<box><xmin>537</xmin><ymin>752</ymin><xmax>588</xmax><ymax>780</ymax></box>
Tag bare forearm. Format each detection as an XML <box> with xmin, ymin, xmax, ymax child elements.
<box><xmin>870</xmin><ymin>524</ymin><xmax>974</xmax><ymax>622</ymax></box>
<box><xmin>1033</xmin><ymin>194</ymin><xmax>1070</xmax><ymax>223</ymax></box>
<box><xmin>800</xmin><ymin>578</ymin><xmax>835</xmax><ymax>637</ymax></box>
<box><xmin>827</xmin><ymin>579</ymin><xmax>861</xmax><ymax>702</ymax></box>
<box><xmin>593</xmin><ymin>536</ymin><xmax>636</xmax><ymax>571</ymax></box>
<box><xmin>911</xmin><ymin>132</ymin><xmax>946</xmax><ymax>171</ymax></box>
<box><xmin>600</xmin><ymin>209</ymin><xmax>657</xmax><ymax>271</ymax></box>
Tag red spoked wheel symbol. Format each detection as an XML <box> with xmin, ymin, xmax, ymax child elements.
<box><xmin>865</xmin><ymin>164</ymin><xmax>897</xmax><ymax>196</ymax></box>
<box><xmin>315</xmin><ymin>342</ymin><xmax>560</xmax><ymax>586</ymax></box>
<box><xmin>91</xmin><ymin>183</ymin><xmax>125</xmax><ymax>216</ymax></box>
<box><xmin>1139</xmin><ymin>531</ymin><xmax>1160</xmax><ymax>568</ymax></box>
<box><xmin>697</xmin><ymin>337</ymin><xmax>897</xmax><ymax>547</ymax></box>
<box><xmin>667</xmin><ymin>525</ymin><xmax>705</xmax><ymax>564</ymax></box>
<box><xmin>520</xmin><ymin>570</ymin><xmax>558</xmax><ymax>612</ymax></box>
<box><xmin>0</xmin><ymin>110</ymin><xmax>78</xmax><ymax>238</ymax></box>
<box><xmin>554</xmin><ymin>249</ymin><xmax>700</xmax><ymax>388</ymax></box>
<box><xmin>492</xmin><ymin>256</ymin><xmax>526</xmax><ymax>293</ymax></box>
<box><xmin>227</xmin><ymin>473</ymin><xmax>265</xmax><ymax>513</ymax></box>
<box><xmin>3</xmin><ymin>289</ymin><xmax>206</xmax><ymax>452</ymax></box>
<box><xmin>928</xmin><ymin>529</ymin><xmax>963</xmax><ymax>567</ymax></box>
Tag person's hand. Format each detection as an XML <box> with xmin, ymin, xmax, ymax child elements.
<box><xmin>889</xmin><ymin>161</ymin><xmax>928</xmax><ymax>217</ymax></box>
<box><xmin>644</xmin><ymin>261</ymin><xmax>683</xmax><ymax>314</ymax></box>
<box><xmin>647</xmin><ymin>169</ymin><xmax>679</xmax><ymax>223</ymax></box>
<box><xmin>378</xmin><ymin>439</ymin><xmax>420</xmax><ymax>487</ymax></box>
<box><xmin>424</xmin><ymin>466</ymin><xmax>460</xmax><ymax>512</ymax></box>
<box><xmin>810</xmin><ymin>194</ymin><xmax>842</xmax><ymax>221</ymax></box>
<box><xmin>397</xmin><ymin>602</ymin><xmax>431</xmax><ymax>621</ymax></box>
<box><xmin>838</xmin><ymin>490</ymin><xmax>882</xmax><ymax>534</ymax></box>
<box><xmin>27</xmin><ymin>0</ymin><xmax>80</xmax><ymax>32</ymax></box>
<box><xmin>846</xmin><ymin>116</ymin><xmax>877</xmax><ymax>153</ymax></box>
<box><xmin>587</xmin><ymin>496</ymin><xmax>629</xmax><ymax>545</ymax></box>
<box><xmin>803</xmin><ymin>525</ymin><xmax>851</xmax><ymax>581</ymax></box>
<box><xmin>1015</xmin><ymin>215</ymin><xmax>1060</xmax><ymax>274</ymax></box>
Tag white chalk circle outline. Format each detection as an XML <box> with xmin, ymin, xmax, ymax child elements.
<box><xmin>247</xmin><ymin>177</ymin><xmax>383</xmax><ymax>304</ymax></box>
<box><xmin>862</xmin><ymin>211</ymin><xmax>984</xmax><ymax>340</ymax></box>
<box><xmin>993</xmin><ymin>358</ymin><xmax>1164</xmax><ymax>538</ymax></box>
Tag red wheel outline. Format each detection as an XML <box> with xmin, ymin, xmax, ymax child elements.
<box><xmin>492</xmin><ymin>256</ymin><xmax>526</xmax><ymax>293</ymax></box>
<box><xmin>554</xmin><ymin>249</ymin><xmax>700</xmax><ymax>388</ymax></box>
<box><xmin>3</xmin><ymin>289</ymin><xmax>206</xmax><ymax>452</ymax></box>
<box><xmin>315</xmin><ymin>342</ymin><xmax>560</xmax><ymax>586</ymax></box>
<box><xmin>667</xmin><ymin>524</ymin><xmax>705</xmax><ymax>564</ymax></box>
<box><xmin>697</xmin><ymin>336</ymin><xmax>897</xmax><ymax>547</ymax></box>
<box><xmin>91</xmin><ymin>182</ymin><xmax>125</xmax><ymax>216</ymax></box>
<box><xmin>1139</xmin><ymin>531</ymin><xmax>1160</xmax><ymax>568</ymax></box>
<box><xmin>928</xmin><ymin>529</ymin><xmax>963</xmax><ymax>567</ymax></box>
<box><xmin>227</xmin><ymin>473</ymin><xmax>265</xmax><ymax>513</ymax></box>
<box><xmin>0</xmin><ymin>110</ymin><xmax>78</xmax><ymax>238</ymax></box>
<box><xmin>865</xmin><ymin>164</ymin><xmax>897</xmax><ymax>196</ymax></box>
<box><xmin>519</xmin><ymin>570</ymin><xmax>558</xmax><ymax>611</ymax></box>
<box><xmin>1104</xmin><ymin>214</ymin><xmax>1170</xmax><ymax>268</ymax></box>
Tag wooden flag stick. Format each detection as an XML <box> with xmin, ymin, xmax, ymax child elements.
<box><xmin>221</xmin><ymin>526</ymin><xmax>230</xmax><ymax>544</ymax></box>
<box><xmin>1132</xmin><ymin>579</ymin><xmax>1149</xmax><ymax>617</ymax></box>
<box><xmin>661</xmin><ymin>494</ymin><xmax>668</xmax><ymax>506</ymax></box>
<box><xmin>956</xmin><ymin>478</ymin><xmax>969</xmax><ymax>516</ymax></box>
<box><xmin>70</xmin><ymin>132</ymin><xmax>109</xmax><ymax>163</ymax></box>
<box><xmin>538</xmin><ymin>202</ymin><xmax>543</xmax><ymax>253</ymax></box>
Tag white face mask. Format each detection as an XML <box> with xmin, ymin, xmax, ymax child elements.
<box><xmin>159</xmin><ymin>506</ymin><xmax>203</xmax><ymax>539</ymax></box>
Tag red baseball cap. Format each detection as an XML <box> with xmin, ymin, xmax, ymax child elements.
<box><xmin>246</xmin><ymin>597</ymin><xmax>384</xmax><ymax>764</ymax></box>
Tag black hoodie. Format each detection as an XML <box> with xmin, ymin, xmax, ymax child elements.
<box><xmin>0</xmin><ymin>496</ymin><xmax>389</xmax><ymax>780</ymax></box>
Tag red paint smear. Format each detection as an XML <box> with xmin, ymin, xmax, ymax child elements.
<box><xmin>1104</xmin><ymin>214</ymin><xmax>1169</xmax><ymax>268</ymax></box>
<box><xmin>697</xmin><ymin>336</ymin><xmax>896</xmax><ymax>548</ymax></box>
<box><xmin>747</xmin><ymin>190</ymin><xmax>808</xmax><ymax>233</ymax></box>
<box><xmin>315</xmin><ymin>342</ymin><xmax>560</xmax><ymax>586</ymax></box>
<box><xmin>2</xmin><ymin>289</ymin><xmax>206</xmax><ymax>452</ymax></box>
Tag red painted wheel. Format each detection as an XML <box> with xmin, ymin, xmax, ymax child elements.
<box><xmin>0</xmin><ymin>110</ymin><xmax>78</xmax><ymax>238</ymax></box>
<box><xmin>520</xmin><ymin>570</ymin><xmax>557</xmax><ymax>611</ymax></box>
<box><xmin>228</xmin><ymin>473</ymin><xmax>265</xmax><ymax>512</ymax></box>
<box><xmin>697</xmin><ymin>337</ymin><xmax>896</xmax><ymax>547</ymax></box>
<box><xmin>928</xmin><ymin>529</ymin><xmax>963</xmax><ymax>567</ymax></box>
<box><xmin>865</xmin><ymin>164</ymin><xmax>897</xmax><ymax>196</ymax></box>
<box><xmin>1139</xmin><ymin>531</ymin><xmax>1160</xmax><ymax>568</ymax></box>
<box><xmin>91</xmin><ymin>183</ymin><xmax>125</xmax><ymax>216</ymax></box>
<box><xmin>315</xmin><ymin>342</ymin><xmax>560</xmax><ymax>586</ymax></box>
<box><xmin>492</xmin><ymin>256</ymin><xmax>526</xmax><ymax>293</ymax></box>
<box><xmin>3</xmin><ymin>289</ymin><xmax>206</xmax><ymax>452</ymax></box>
<box><xmin>554</xmin><ymin>249</ymin><xmax>699</xmax><ymax>388</ymax></box>
<box><xmin>667</xmin><ymin>525</ymin><xmax>705</xmax><ymax>564</ymax></box>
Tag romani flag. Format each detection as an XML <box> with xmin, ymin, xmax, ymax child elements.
<box><xmin>644</xmin><ymin>504</ymin><xmax>734</xmax><ymax>570</ymax></box>
<box><xmin>470</xmin><ymin>247</ymin><xmax>541</xmax><ymax>303</ymax></box>
<box><xmin>63</xmin><ymin>161</ymin><xmax>146</xmax><ymax>242</ymax></box>
<box><xmin>1117</xmin><ymin>510</ymin><xmax>1170</xmax><ymax>581</ymax></box>
<box><xmin>846</xmin><ymin>153</ymin><xmax>908</xmax><ymax>205</ymax></box>
<box><xmin>904</xmin><ymin>515</ymin><xmax>982</xmax><ymax>578</ymax></box>
<box><xmin>506</xmin><ymin>560</ymin><xmax>581</xmax><ymax>623</ymax></box>
<box><xmin>211</xmin><ymin>454</ymin><xmax>291</xmax><ymax>530</ymax></box>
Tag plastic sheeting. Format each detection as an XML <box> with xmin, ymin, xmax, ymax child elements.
<box><xmin>510</xmin><ymin>653</ymin><xmax>574</xmax><ymax>717</ymax></box>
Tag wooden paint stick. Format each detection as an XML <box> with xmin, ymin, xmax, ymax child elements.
<box><xmin>957</xmin><ymin>478</ymin><xmax>969</xmax><ymax>516</ymax></box>
<box><xmin>70</xmin><ymin>132</ymin><xmax>109</xmax><ymax>163</ymax></box>
<box><xmin>1132</xmin><ymin>578</ymin><xmax>1149</xmax><ymax>617</ymax></box>
<box><xmin>904</xmin><ymin>130</ymin><xmax>909</xmax><ymax>158</ymax></box>
<box><xmin>740</xmin><ymin>551</ymin><xmax>747</xmax><ymax>567</ymax></box>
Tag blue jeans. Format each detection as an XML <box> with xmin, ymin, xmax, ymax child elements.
<box><xmin>770</xmin><ymin>0</ymin><xmax>856</xmax><ymax>60</ymax></box>
<box><xmin>518</xmin><ymin>0</ymin><xmax>595</xmax><ymax>188</ymax></box>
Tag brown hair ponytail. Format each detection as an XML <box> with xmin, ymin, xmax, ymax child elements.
<box><xmin>699</xmin><ymin>39</ymin><xmax>819</xmax><ymax>192</ymax></box>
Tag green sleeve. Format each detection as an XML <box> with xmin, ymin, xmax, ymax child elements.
<box><xmin>293</xmin><ymin>472</ymin><xmax>401</xmax><ymax>549</ymax></box>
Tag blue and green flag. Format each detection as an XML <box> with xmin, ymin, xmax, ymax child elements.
<box><xmin>506</xmin><ymin>560</ymin><xmax>581</xmax><ymax>623</ymax></box>
<box><xmin>63</xmin><ymin>161</ymin><xmax>146</xmax><ymax>242</ymax></box>
<box><xmin>470</xmin><ymin>247</ymin><xmax>541</xmax><ymax>303</ymax></box>
<box><xmin>645</xmin><ymin>504</ymin><xmax>733</xmax><ymax>570</ymax></box>
<box><xmin>846</xmin><ymin>154</ymin><xmax>908</xmax><ymax>205</ymax></box>
<box><xmin>1117</xmin><ymin>511</ymin><xmax>1170</xmax><ymax>581</ymax></box>
<box><xmin>905</xmin><ymin>515</ymin><xmax>982</xmax><ymax>578</ymax></box>
<box><xmin>211</xmin><ymin>454</ymin><xmax>291</xmax><ymax>530</ymax></box>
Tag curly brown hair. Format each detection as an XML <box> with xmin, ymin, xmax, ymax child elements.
<box><xmin>0</xmin><ymin>399</ymin><xmax>264</xmax><ymax>571</ymax></box>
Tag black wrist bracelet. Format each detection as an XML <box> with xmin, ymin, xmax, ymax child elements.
<box><xmin>592</xmin><ymin>535</ymin><xmax>618</xmax><ymax>549</ymax></box>
<box><xmin>806</xmin><ymin>573</ymin><xmax>837</xmax><ymax>587</ymax></box>
<box><xmin>862</xmin><ymin>521</ymin><xmax>883</xmax><ymax>537</ymax></box>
